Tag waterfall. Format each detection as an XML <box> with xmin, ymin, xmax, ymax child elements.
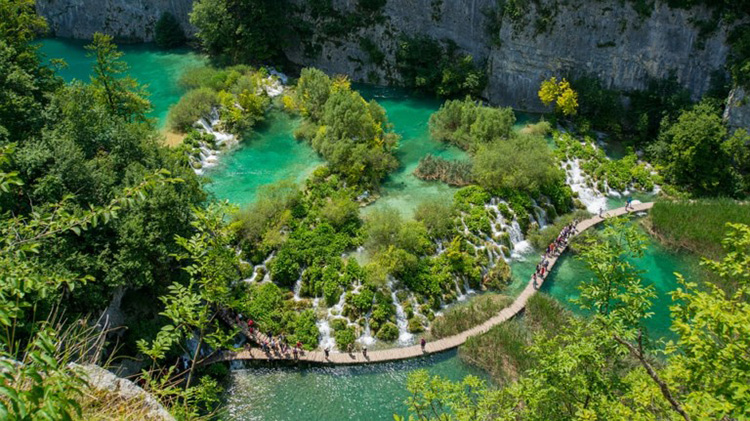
<box><xmin>564</xmin><ymin>158</ymin><xmax>607</xmax><ymax>214</ymax></box>
<box><xmin>387</xmin><ymin>279</ymin><xmax>413</xmax><ymax>345</ymax></box>
<box><xmin>531</xmin><ymin>199</ymin><xmax>548</xmax><ymax>229</ymax></box>
<box><xmin>244</xmin><ymin>253</ymin><xmax>274</xmax><ymax>283</ymax></box>
<box><xmin>292</xmin><ymin>276</ymin><xmax>303</xmax><ymax>301</ymax></box>
<box><xmin>356</xmin><ymin>311</ymin><xmax>376</xmax><ymax>347</ymax></box>
<box><xmin>317</xmin><ymin>320</ymin><xmax>335</xmax><ymax>350</ymax></box>
<box><xmin>454</xmin><ymin>278</ymin><xmax>467</xmax><ymax>301</ymax></box>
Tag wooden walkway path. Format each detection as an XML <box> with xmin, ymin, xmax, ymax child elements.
<box><xmin>208</xmin><ymin>202</ymin><xmax>654</xmax><ymax>366</ymax></box>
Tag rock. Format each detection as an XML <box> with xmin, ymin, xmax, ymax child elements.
<box><xmin>724</xmin><ymin>86</ymin><xmax>750</xmax><ymax>133</ymax></box>
<box><xmin>35</xmin><ymin>0</ymin><xmax>735</xmax><ymax>110</ymax></box>
<box><xmin>35</xmin><ymin>0</ymin><xmax>195</xmax><ymax>42</ymax></box>
<box><xmin>75</xmin><ymin>363</ymin><xmax>175</xmax><ymax>421</ymax></box>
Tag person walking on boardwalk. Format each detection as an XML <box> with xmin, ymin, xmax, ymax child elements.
<box><xmin>363</xmin><ymin>346</ymin><xmax>367</xmax><ymax>358</ymax></box>
<box><xmin>421</xmin><ymin>338</ymin><xmax>426</xmax><ymax>351</ymax></box>
<box><xmin>626</xmin><ymin>196</ymin><xmax>633</xmax><ymax>211</ymax></box>
<box><xmin>599</xmin><ymin>207</ymin><xmax>604</xmax><ymax>218</ymax></box>
<box><xmin>324</xmin><ymin>347</ymin><xmax>330</xmax><ymax>358</ymax></box>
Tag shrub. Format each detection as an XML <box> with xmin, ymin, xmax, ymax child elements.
<box><xmin>376</xmin><ymin>322</ymin><xmax>399</xmax><ymax>341</ymax></box>
<box><xmin>334</xmin><ymin>326</ymin><xmax>356</xmax><ymax>349</ymax></box>
<box><xmin>429</xmin><ymin>293</ymin><xmax>513</xmax><ymax>339</ymax></box>
<box><xmin>167</xmin><ymin>88</ymin><xmax>218</xmax><ymax>132</ymax></box>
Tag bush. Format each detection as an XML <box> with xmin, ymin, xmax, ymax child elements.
<box><xmin>414</xmin><ymin>198</ymin><xmax>455</xmax><ymax>240</ymax></box>
<box><xmin>473</xmin><ymin>134</ymin><xmax>563</xmax><ymax>194</ymax></box>
<box><xmin>376</xmin><ymin>322</ymin><xmax>399</xmax><ymax>341</ymax></box>
<box><xmin>429</xmin><ymin>97</ymin><xmax>514</xmax><ymax>151</ymax></box>
<box><xmin>334</xmin><ymin>326</ymin><xmax>356</xmax><ymax>349</ymax></box>
<box><xmin>407</xmin><ymin>317</ymin><xmax>424</xmax><ymax>333</ymax></box>
<box><xmin>154</xmin><ymin>12</ymin><xmax>185</xmax><ymax>49</ymax></box>
<box><xmin>167</xmin><ymin>88</ymin><xmax>218</xmax><ymax>132</ymax></box>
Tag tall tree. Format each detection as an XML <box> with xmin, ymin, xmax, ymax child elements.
<box><xmin>86</xmin><ymin>33</ymin><xmax>151</xmax><ymax>121</ymax></box>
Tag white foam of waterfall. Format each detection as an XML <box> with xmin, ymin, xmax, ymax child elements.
<box><xmin>190</xmin><ymin>108</ymin><xmax>238</xmax><ymax>175</ymax></box>
<box><xmin>328</xmin><ymin>292</ymin><xmax>346</xmax><ymax>317</ymax></box>
<box><xmin>564</xmin><ymin>158</ymin><xmax>607</xmax><ymax>214</ymax></box>
<box><xmin>531</xmin><ymin>199</ymin><xmax>548</xmax><ymax>229</ymax></box>
<box><xmin>292</xmin><ymin>276</ymin><xmax>303</xmax><ymax>301</ymax></box>
<box><xmin>387</xmin><ymin>279</ymin><xmax>414</xmax><ymax>345</ymax></box>
<box><xmin>454</xmin><ymin>278</ymin><xmax>467</xmax><ymax>301</ymax></box>
<box><xmin>317</xmin><ymin>320</ymin><xmax>335</xmax><ymax>350</ymax></box>
<box><xmin>356</xmin><ymin>311</ymin><xmax>376</xmax><ymax>347</ymax></box>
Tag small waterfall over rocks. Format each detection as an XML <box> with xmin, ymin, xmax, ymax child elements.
<box><xmin>244</xmin><ymin>253</ymin><xmax>274</xmax><ymax>283</ymax></box>
<box><xmin>316</xmin><ymin>320</ymin><xmax>335</xmax><ymax>350</ymax></box>
<box><xmin>387</xmin><ymin>278</ymin><xmax>414</xmax><ymax>345</ymax></box>
<box><xmin>190</xmin><ymin>109</ymin><xmax>237</xmax><ymax>176</ymax></box>
<box><xmin>564</xmin><ymin>158</ymin><xmax>607</xmax><ymax>214</ymax></box>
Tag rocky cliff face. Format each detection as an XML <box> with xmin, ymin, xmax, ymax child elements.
<box><xmin>725</xmin><ymin>87</ymin><xmax>750</xmax><ymax>132</ymax></box>
<box><xmin>35</xmin><ymin>0</ymin><xmax>732</xmax><ymax>111</ymax></box>
<box><xmin>35</xmin><ymin>0</ymin><xmax>194</xmax><ymax>42</ymax></box>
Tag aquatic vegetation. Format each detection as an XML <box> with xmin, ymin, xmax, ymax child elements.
<box><xmin>413</xmin><ymin>154</ymin><xmax>473</xmax><ymax>186</ymax></box>
<box><xmin>649</xmin><ymin>199</ymin><xmax>750</xmax><ymax>259</ymax></box>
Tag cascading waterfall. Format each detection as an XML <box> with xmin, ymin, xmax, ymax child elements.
<box><xmin>244</xmin><ymin>253</ymin><xmax>274</xmax><ymax>283</ymax></box>
<box><xmin>356</xmin><ymin>311</ymin><xmax>376</xmax><ymax>347</ymax></box>
<box><xmin>387</xmin><ymin>278</ymin><xmax>414</xmax><ymax>345</ymax></box>
<box><xmin>292</xmin><ymin>276</ymin><xmax>303</xmax><ymax>301</ymax></box>
<box><xmin>564</xmin><ymin>158</ymin><xmax>607</xmax><ymax>214</ymax></box>
<box><xmin>316</xmin><ymin>320</ymin><xmax>335</xmax><ymax>350</ymax></box>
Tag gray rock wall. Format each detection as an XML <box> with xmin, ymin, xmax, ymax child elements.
<box><xmin>35</xmin><ymin>0</ymin><xmax>733</xmax><ymax>111</ymax></box>
<box><xmin>725</xmin><ymin>87</ymin><xmax>750</xmax><ymax>132</ymax></box>
<box><xmin>35</xmin><ymin>0</ymin><xmax>195</xmax><ymax>42</ymax></box>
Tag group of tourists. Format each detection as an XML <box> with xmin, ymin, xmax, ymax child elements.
<box><xmin>532</xmin><ymin>219</ymin><xmax>579</xmax><ymax>287</ymax></box>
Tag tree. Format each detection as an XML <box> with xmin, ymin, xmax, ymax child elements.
<box><xmin>473</xmin><ymin>134</ymin><xmax>562</xmax><ymax>193</ymax></box>
<box><xmin>538</xmin><ymin>76</ymin><xmax>578</xmax><ymax>116</ymax></box>
<box><xmin>665</xmin><ymin>223</ymin><xmax>750</xmax><ymax>419</ymax></box>
<box><xmin>86</xmin><ymin>33</ymin><xmax>151</xmax><ymax>121</ymax></box>
<box><xmin>190</xmin><ymin>0</ymin><xmax>285</xmax><ymax>64</ymax></box>
<box><xmin>657</xmin><ymin>102</ymin><xmax>744</xmax><ymax>196</ymax></box>
<box><xmin>154</xmin><ymin>12</ymin><xmax>186</xmax><ymax>49</ymax></box>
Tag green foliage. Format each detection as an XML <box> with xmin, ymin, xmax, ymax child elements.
<box><xmin>167</xmin><ymin>87</ymin><xmax>219</xmax><ymax>132</ymax></box>
<box><xmin>727</xmin><ymin>23</ymin><xmax>750</xmax><ymax>89</ymax></box>
<box><xmin>86</xmin><ymin>33</ymin><xmax>151</xmax><ymax>122</ymax></box>
<box><xmin>666</xmin><ymin>223</ymin><xmax>750</xmax><ymax>419</ymax></box>
<box><xmin>170</xmin><ymin>64</ymin><xmax>272</xmax><ymax>134</ymax></box>
<box><xmin>334</xmin><ymin>326</ymin><xmax>356</xmax><ymax>349</ymax></box>
<box><xmin>376</xmin><ymin>321</ymin><xmax>399</xmax><ymax>341</ymax></box>
<box><xmin>652</xmin><ymin>102</ymin><xmax>748</xmax><ymax>196</ymax></box>
<box><xmin>429</xmin><ymin>293</ymin><xmax>513</xmax><ymax>339</ymax></box>
<box><xmin>190</xmin><ymin>0</ymin><xmax>285</xmax><ymax>64</ymax></box>
<box><xmin>555</xmin><ymin>131</ymin><xmax>656</xmax><ymax>192</ymax></box>
<box><xmin>414</xmin><ymin>198</ymin><xmax>455</xmax><ymax>240</ymax></box>
<box><xmin>474</xmin><ymin>134</ymin><xmax>563</xmax><ymax>194</ymax></box>
<box><xmin>429</xmin><ymin>97</ymin><xmax>515</xmax><ymax>151</ymax></box>
<box><xmin>293</xmin><ymin>72</ymin><xmax>399</xmax><ymax>188</ymax></box>
<box><xmin>649</xmin><ymin>199</ymin><xmax>750</xmax><ymax>259</ymax></box>
<box><xmin>395</xmin><ymin>36</ymin><xmax>487</xmax><ymax>98</ymax></box>
<box><xmin>154</xmin><ymin>12</ymin><xmax>186</xmax><ymax>49</ymax></box>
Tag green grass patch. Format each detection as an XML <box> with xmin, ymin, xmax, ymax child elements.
<box><xmin>428</xmin><ymin>293</ymin><xmax>513</xmax><ymax>340</ymax></box>
<box><xmin>458</xmin><ymin>294</ymin><xmax>571</xmax><ymax>384</ymax></box>
<box><xmin>649</xmin><ymin>199</ymin><xmax>750</xmax><ymax>259</ymax></box>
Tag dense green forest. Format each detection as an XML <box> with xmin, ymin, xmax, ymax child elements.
<box><xmin>1</xmin><ymin>0</ymin><xmax>749</xmax><ymax>420</ymax></box>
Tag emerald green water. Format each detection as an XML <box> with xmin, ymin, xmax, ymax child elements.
<box><xmin>38</xmin><ymin>38</ymin><xmax>697</xmax><ymax>420</ymax></box>
<box><xmin>203</xmin><ymin>111</ymin><xmax>324</xmax><ymax>206</ymax></box>
<box><xmin>36</xmin><ymin>38</ymin><xmax>206</xmax><ymax>127</ymax></box>
<box><xmin>225</xmin><ymin>350</ymin><xmax>488</xmax><ymax>421</ymax></box>
<box><xmin>541</xmin><ymin>221</ymin><xmax>699</xmax><ymax>341</ymax></box>
<box><xmin>355</xmin><ymin>85</ymin><xmax>468</xmax><ymax>218</ymax></box>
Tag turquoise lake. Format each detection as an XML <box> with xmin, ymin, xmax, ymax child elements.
<box><xmin>39</xmin><ymin>38</ymin><xmax>700</xmax><ymax>421</ymax></box>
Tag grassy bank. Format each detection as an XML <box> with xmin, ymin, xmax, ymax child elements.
<box><xmin>458</xmin><ymin>294</ymin><xmax>570</xmax><ymax>384</ymax></box>
<box><xmin>428</xmin><ymin>293</ymin><xmax>513</xmax><ymax>340</ymax></box>
<box><xmin>648</xmin><ymin>199</ymin><xmax>750</xmax><ymax>259</ymax></box>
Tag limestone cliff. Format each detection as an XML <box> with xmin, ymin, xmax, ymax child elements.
<box><xmin>725</xmin><ymin>87</ymin><xmax>750</xmax><ymax>132</ymax></box>
<box><xmin>35</xmin><ymin>0</ymin><xmax>734</xmax><ymax>111</ymax></box>
<box><xmin>35</xmin><ymin>0</ymin><xmax>194</xmax><ymax>42</ymax></box>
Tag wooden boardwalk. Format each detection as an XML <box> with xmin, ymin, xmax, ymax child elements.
<box><xmin>208</xmin><ymin>202</ymin><xmax>654</xmax><ymax>366</ymax></box>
